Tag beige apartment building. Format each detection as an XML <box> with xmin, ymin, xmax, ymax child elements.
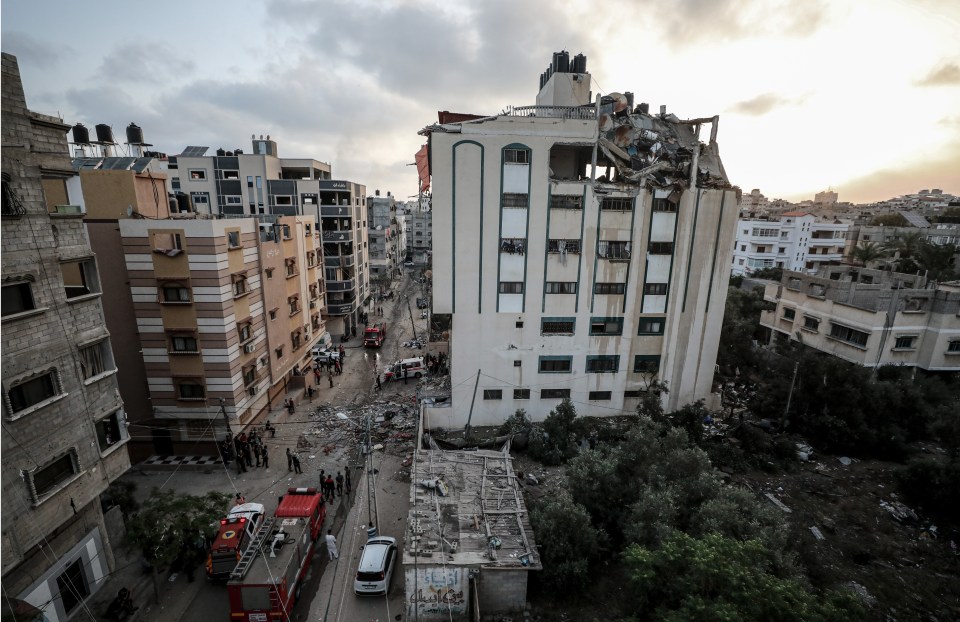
<box><xmin>2</xmin><ymin>53</ymin><xmax>130</xmax><ymax>620</ymax></box>
<box><xmin>760</xmin><ymin>266</ymin><xmax>960</xmax><ymax>370</ymax></box>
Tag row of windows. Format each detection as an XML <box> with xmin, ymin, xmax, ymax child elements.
<box><xmin>483</xmin><ymin>388</ymin><xmax>651</xmax><ymax>401</ymax></box>
<box><xmin>495</xmin><ymin>191</ymin><xmax>679</xmax><ymax>213</ymax></box>
<box><xmin>539</xmin><ymin>317</ymin><xmax>665</xmax><ymax>336</ymax></box>
<box><xmin>2</xmin><ymin>260</ymin><xmax>101</xmax><ymax>319</ymax></box>
<box><xmin>534</xmin><ymin>355</ymin><xmax>661</xmax><ymax>374</ymax></box>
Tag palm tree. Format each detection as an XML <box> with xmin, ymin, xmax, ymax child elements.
<box><xmin>882</xmin><ymin>231</ymin><xmax>925</xmax><ymax>271</ymax></box>
<box><xmin>850</xmin><ymin>241</ymin><xmax>887</xmax><ymax>267</ymax></box>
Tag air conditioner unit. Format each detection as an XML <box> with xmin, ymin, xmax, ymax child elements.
<box><xmin>248</xmin><ymin>386</ymin><xmax>258</xmax><ymax>396</ymax></box>
<box><xmin>243</xmin><ymin>343</ymin><xmax>256</xmax><ymax>353</ymax></box>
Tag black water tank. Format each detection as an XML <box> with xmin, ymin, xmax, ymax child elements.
<box><xmin>216</xmin><ymin>148</ymin><xmax>226</xmax><ymax>156</ymax></box>
<box><xmin>639</xmin><ymin>102</ymin><xmax>650</xmax><ymax>114</ymax></box>
<box><xmin>235</xmin><ymin>148</ymin><xmax>243</xmax><ymax>154</ymax></box>
<box><xmin>226</xmin><ymin>151</ymin><xmax>234</xmax><ymax>156</ymax></box>
<box><xmin>126</xmin><ymin>123</ymin><xmax>144</xmax><ymax>144</ymax></box>
<box><xmin>168</xmin><ymin>194</ymin><xmax>178</xmax><ymax>213</ymax></box>
<box><xmin>175</xmin><ymin>192</ymin><xmax>192</xmax><ymax>213</ymax></box>
<box><xmin>625</xmin><ymin>92</ymin><xmax>634</xmax><ymax>110</ymax></box>
<box><xmin>573</xmin><ymin>53</ymin><xmax>587</xmax><ymax>73</ymax></box>
<box><xmin>557</xmin><ymin>50</ymin><xmax>570</xmax><ymax>73</ymax></box>
<box><xmin>72</xmin><ymin>124</ymin><xmax>90</xmax><ymax>144</ymax></box>
<box><xmin>95</xmin><ymin>124</ymin><xmax>114</xmax><ymax>144</ymax></box>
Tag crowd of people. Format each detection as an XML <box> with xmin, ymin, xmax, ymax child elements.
<box><xmin>220</xmin><ymin>429</ymin><xmax>271</xmax><ymax>474</ymax></box>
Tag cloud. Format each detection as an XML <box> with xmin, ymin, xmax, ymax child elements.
<box><xmin>729</xmin><ymin>92</ymin><xmax>800</xmax><ymax>116</ymax></box>
<box><xmin>827</xmin><ymin>141</ymin><xmax>960</xmax><ymax>203</ymax></box>
<box><xmin>916</xmin><ymin>62</ymin><xmax>960</xmax><ymax>87</ymax></box>
<box><xmin>615</xmin><ymin>0</ymin><xmax>828</xmax><ymax>48</ymax></box>
<box><xmin>0</xmin><ymin>31</ymin><xmax>68</xmax><ymax>68</ymax></box>
<box><xmin>96</xmin><ymin>43</ymin><xmax>196</xmax><ymax>84</ymax></box>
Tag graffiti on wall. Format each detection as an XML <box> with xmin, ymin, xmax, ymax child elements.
<box><xmin>405</xmin><ymin>566</ymin><xmax>468</xmax><ymax>619</ymax></box>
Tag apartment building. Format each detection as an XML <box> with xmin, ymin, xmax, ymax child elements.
<box><xmin>367</xmin><ymin>190</ymin><xmax>400</xmax><ymax>284</ymax></box>
<box><xmin>761</xmin><ymin>267</ymin><xmax>960</xmax><ymax>370</ymax></box>
<box><xmin>848</xmin><ymin>223</ymin><xmax>960</xmax><ymax>271</ymax></box>
<box><xmin>403</xmin><ymin>208</ymin><xmax>432</xmax><ymax>265</ymax></box>
<box><xmin>424</xmin><ymin>52</ymin><xmax>740</xmax><ymax>424</ymax></box>
<box><xmin>169</xmin><ymin>138</ymin><xmax>369</xmax><ymax>337</ymax></box>
<box><xmin>2</xmin><ymin>54</ymin><xmax>130</xmax><ymax>619</ymax></box>
<box><xmin>731</xmin><ymin>212</ymin><xmax>848</xmax><ymax>276</ymax></box>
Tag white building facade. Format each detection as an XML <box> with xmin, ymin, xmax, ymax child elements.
<box><xmin>424</xmin><ymin>53</ymin><xmax>740</xmax><ymax>425</ymax></box>
<box><xmin>731</xmin><ymin>212</ymin><xmax>848</xmax><ymax>276</ymax></box>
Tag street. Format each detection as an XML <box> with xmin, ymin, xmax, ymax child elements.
<box><xmin>135</xmin><ymin>270</ymin><xmax>425</xmax><ymax>622</ymax></box>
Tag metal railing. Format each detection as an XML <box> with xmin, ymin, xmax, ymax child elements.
<box><xmin>504</xmin><ymin>105</ymin><xmax>596</xmax><ymax>120</ymax></box>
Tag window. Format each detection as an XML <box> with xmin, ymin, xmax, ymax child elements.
<box><xmin>756</xmin><ymin>246</ymin><xmax>767</xmax><ymax>253</ymax></box>
<box><xmin>539</xmin><ymin>356</ymin><xmax>572</xmax><ymax>373</ymax></box>
<box><xmin>30</xmin><ymin>450</ymin><xmax>79</xmax><ymax>502</ymax></box>
<box><xmin>237</xmin><ymin>322</ymin><xmax>253</xmax><ymax>343</ymax></box>
<box><xmin>547</xmin><ymin>239</ymin><xmax>581</xmax><ymax>254</ymax></box>
<box><xmin>740</xmin><ymin>245</ymin><xmax>746</xmax><ymax>251</ymax></box>
<box><xmin>269</xmin><ymin>309</ymin><xmax>277</xmax><ymax>321</ymax></box>
<box><xmin>188</xmin><ymin>169</ymin><xmax>207</xmax><ymax>180</ymax></box>
<box><xmin>643</xmin><ymin>283</ymin><xmax>668</xmax><ymax>296</ymax></box>
<box><xmin>291</xmin><ymin>330</ymin><xmax>302</xmax><ymax>350</ymax></box>
<box><xmin>598</xmin><ymin>241</ymin><xmax>631</xmax><ymax>260</ymax></box>
<box><xmin>153</xmin><ymin>232</ymin><xmax>183</xmax><ymax>252</ymax></box>
<box><xmin>803</xmin><ymin>316</ymin><xmax>820</xmax><ymax>332</ymax></box>
<box><xmin>778</xmin><ymin>247</ymin><xmax>785</xmax><ymax>254</ymax></box>
<box><xmin>624</xmin><ymin>390</ymin><xmax>646</xmax><ymax>398</ymax></box>
<box><xmin>500</xmin><ymin>238</ymin><xmax>526</xmax><ymax>254</ymax></box>
<box><xmin>56</xmin><ymin>558</ymin><xmax>89</xmax><ymax>615</ymax></box>
<box><xmin>828</xmin><ymin>323</ymin><xmax>869</xmax><ymax>348</ymax></box>
<box><xmin>222</xmin><ymin>170</ymin><xmax>240</xmax><ymax>180</ymax></box>
<box><xmin>60</xmin><ymin>258</ymin><xmax>101</xmax><ymax>299</ymax></box>
<box><xmin>2</xmin><ymin>281</ymin><xmax>36</xmax><ymax>317</ymax></box>
<box><xmin>282</xmin><ymin>225</ymin><xmax>292</xmax><ymax>239</ymax></box>
<box><xmin>648</xmin><ymin>242</ymin><xmax>674</xmax><ymax>255</ymax></box>
<box><xmin>169</xmin><ymin>334</ymin><xmax>199</xmax><ymax>353</ymax></box>
<box><xmin>499</xmin><ymin>282</ymin><xmax>523</xmax><ymax>294</ymax></box>
<box><xmin>177</xmin><ymin>381</ymin><xmax>206</xmax><ymax>400</ymax></box>
<box><xmin>233</xmin><ymin>275</ymin><xmax>248</xmax><ymax>297</ymax></box>
<box><xmin>275</xmin><ymin>346</ymin><xmax>284</xmax><ymax>359</ymax></box>
<box><xmin>224</xmin><ymin>196</ymin><xmax>242</xmax><ymax>205</ymax></box>
<box><xmin>243</xmin><ymin>365</ymin><xmax>257</xmax><ymax>387</ymax></box>
<box><xmin>651</xmin><ymin>198</ymin><xmax>677</xmax><ymax>212</ymax></box>
<box><xmin>79</xmin><ymin>340</ymin><xmax>115</xmax><ymax>379</ymax></box>
<box><xmin>502</xmin><ymin>193</ymin><xmax>529</xmax><ymax>208</ymax></box>
<box><xmin>482</xmin><ymin>389</ymin><xmax>503</xmax><ymax>400</ymax></box>
<box><xmin>160</xmin><ymin>283</ymin><xmax>191</xmax><ymax>303</ymax></box>
<box><xmin>550</xmin><ymin>195</ymin><xmax>582</xmax><ymax>210</ymax></box>
<box><xmin>265</xmin><ymin>268</ymin><xmax>274</xmax><ymax>279</ymax></box>
<box><xmin>7</xmin><ymin>370</ymin><xmax>60</xmax><ymax>414</ymax></box>
<box><xmin>275</xmin><ymin>196</ymin><xmax>293</xmax><ymax>206</ymax></box>
<box><xmin>286</xmin><ymin>259</ymin><xmax>297</xmax><ymax>277</ymax></box>
<box><xmin>600</xmin><ymin>197</ymin><xmax>633</xmax><ymax>211</ymax></box>
<box><xmin>95</xmin><ymin>411</ymin><xmax>123</xmax><ymax>451</ymax></box>
<box><xmin>227</xmin><ymin>231</ymin><xmax>241</xmax><ymax>248</ymax></box>
<box><xmin>634</xmin><ymin>355</ymin><xmax>662</xmax><ymax>374</ymax></box>
<box><xmin>752</xmin><ymin>228</ymin><xmax>778</xmax><ymax>237</ymax></box>
<box><xmin>542</xmin><ymin>318</ymin><xmax>575</xmax><ymax>335</ymax></box>
<box><xmin>541</xmin><ymin>388</ymin><xmax>570</xmax><ymax>399</ymax></box>
<box><xmin>782</xmin><ymin>307</ymin><xmax>796</xmax><ymax>321</ymax></box>
<box><xmin>595</xmin><ymin>283</ymin><xmax>626</xmax><ymax>295</ymax></box>
<box><xmin>894</xmin><ymin>336</ymin><xmax>917</xmax><ymax>350</ymax></box>
<box><xmin>638</xmin><ymin>318</ymin><xmax>665</xmax><ymax>335</ymax></box>
<box><xmin>515</xmin><ymin>321</ymin><xmax>524</xmax><ymax>328</ymax></box>
<box><xmin>947</xmin><ymin>340</ymin><xmax>960</xmax><ymax>353</ymax></box>
<box><xmin>504</xmin><ymin>149</ymin><xmax>529</xmax><ymax>164</ymax></box>
<box><xmin>513</xmin><ymin>389</ymin><xmax>530</xmax><ymax>400</ymax></box>
<box><xmin>288</xmin><ymin>295</ymin><xmax>300</xmax><ymax>315</ymax></box>
<box><xmin>589</xmin><ymin>391</ymin><xmax>612</xmax><ymax>400</ymax></box>
<box><xmin>590</xmin><ymin>317</ymin><xmax>623</xmax><ymax>336</ymax></box>
<box><xmin>546</xmin><ymin>282</ymin><xmax>577</xmax><ymax>294</ymax></box>
<box><xmin>586</xmin><ymin>355</ymin><xmax>619</xmax><ymax>373</ymax></box>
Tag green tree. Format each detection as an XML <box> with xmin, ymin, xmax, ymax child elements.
<box><xmin>717</xmin><ymin>287</ymin><xmax>773</xmax><ymax>375</ymax></box>
<box><xmin>529</xmin><ymin>490</ymin><xmax>602</xmax><ymax>591</ymax></box>
<box><xmin>882</xmin><ymin>230</ymin><xmax>925</xmax><ymax>272</ymax></box>
<box><xmin>870</xmin><ymin>213</ymin><xmax>908</xmax><ymax>226</ymax></box>
<box><xmin>914</xmin><ymin>241</ymin><xmax>959</xmax><ymax>281</ymax></box>
<box><xmin>623</xmin><ymin>531</ymin><xmax>864</xmax><ymax>621</ymax></box>
<box><xmin>126</xmin><ymin>488</ymin><xmax>232</xmax><ymax>601</ymax></box>
<box><xmin>529</xmin><ymin>398</ymin><xmax>584</xmax><ymax>465</ymax></box>
<box><xmin>850</xmin><ymin>241</ymin><xmax>887</xmax><ymax>267</ymax></box>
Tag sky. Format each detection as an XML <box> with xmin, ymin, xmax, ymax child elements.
<box><xmin>2</xmin><ymin>0</ymin><xmax>958</xmax><ymax>204</ymax></box>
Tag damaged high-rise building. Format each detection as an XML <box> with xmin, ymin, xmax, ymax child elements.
<box><xmin>421</xmin><ymin>51</ymin><xmax>740</xmax><ymax>424</ymax></box>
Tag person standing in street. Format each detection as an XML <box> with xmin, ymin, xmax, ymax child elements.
<box><xmin>325</xmin><ymin>529</ymin><xmax>339</xmax><ymax>560</ymax></box>
<box><xmin>375</xmin><ymin>374</ymin><xmax>382</xmax><ymax>391</ymax></box>
<box><xmin>261</xmin><ymin>445</ymin><xmax>269</xmax><ymax>469</ymax></box>
<box><xmin>335</xmin><ymin>471</ymin><xmax>344</xmax><ymax>497</ymax></box>
<box><xmin>345</xmin><ymin>469</ymin><xmax>352</xmax><ymax>495</ymax></box>
<box><xmin>324</xmin><ymin>474</ymin><xmax>335</xmax><ymax>503</ymax></box>
<box><xmin>403</xmin><ymin>368</ymin><xmax>409</xmax><ymax>385</ymax></box>
<box><xmin>286</xmin><ymin>447</ymin><xmax>293</xmax><ymax>472</ymax></box>
<box><xmin>328</xmin><ymin>370</ymin><xmax>334</xmax><ymax>388</ymax></box>
<box><xmin>253</xmin><ymin>443</ymin><xmax>262</xmax><ymax>468</ymax></box>
<box><xmin>292</xmin><ymin>452</ymin><xmax>302</xmax><ymax>474</ymax></box>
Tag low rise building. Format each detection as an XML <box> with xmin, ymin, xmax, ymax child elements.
<box><xmin>760</xmin><ymin>266</ymin><xmax>960</xmax><ymax>370</ymax></box>
<box><xmin>731</xmin><ymin>212</ymin><xmax>849</xmax><ymax>276</ymax></box>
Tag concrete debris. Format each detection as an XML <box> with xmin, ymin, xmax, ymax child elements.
<box><xmin>838</xmin><ymin>456</ymin><xmax>853</xmax><ymax>466</ymax></box>
<box><xmin>796</xmin><ymin>443</ymin><xmax>814</xmax><ymax>462</ymax></box>
<box><xmin>418</xmin><ymin>477</ymin><xmax>449</xmax><ymax>496</ymax></box>
<box><xmin>809</xmin><ymin>526</ymin><xmax>826</xmax><ymax>541</ymax></box>
<box><xmin>847</xmin><ymin>581</ymin><xmax>877</xmax><ymax>606</ymax></box>
<box><xmin>764</xmin><ymin>492</ymin><xmax>793</xmax><ymax>513</ymax></box>
<box><xmin>525</xmin><ymin>473</ymin><xmax>539</xmax><ymax>486</ymax></box>
<box><xmin>880</xmin><ymin>499</ymin><xmax>918</xmax><ymax>523</ymax></box>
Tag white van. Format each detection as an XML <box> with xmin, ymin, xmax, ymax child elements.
<box><xmin>354</xmin><ymin>536</ymin><xmax>398</xmax><ymax>595</ymax></box>
<box><xmin>384</xmin><ymin>357</ymin><xmax>425</xmax><ymax>382</ymax></box>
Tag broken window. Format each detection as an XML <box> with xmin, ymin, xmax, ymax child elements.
<box><xmin>550</xmin><ymin>194</ymin><xmax>583</xmax><ymax>210</ymax></box>
<box><xmin>652</xmin><ymin>198</ymin><xmax>677</xmax><ymax>213</ymax></box>
<box><xmin>499</xmin><ymin>238</ymin><xmax>526</xmax><ymax>254</ymax></box>
<box><xmin>60</xmin><ymin>258</ymin><xmax>101</xmax><ymax>299</ymax></box>
<box><xmin>590</xmin><ymin>317</ymin><xmax>623</xmax><ymax>336</ymax></box>
<box><xmin>598</xmin><ymin>240</ymin><xmax>631</xmax><ymax>260</ymax></box>
<box><xmin>548</xmin><ymin>144</ymin><xmax>590</xmax><ymax>181</ymax></box>
<box><xmin>547</xmin><ymin>239</ymin><xmax>581</xmax><ymax>254</ymax></box>
<box><xmin>600</xmin><ymin>197</ymin><xmax>633</xmax><ymax>212</ymax></box>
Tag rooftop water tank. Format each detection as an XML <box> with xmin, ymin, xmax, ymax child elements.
<box><xmin>573</xmin><ymin>53</ymin><xmax>587</xmax><ymax>74</ymax></box>
<box><xmin>216</xmin><ymin>148</ymin><xmax>226</xmax><ymax>156</ymax></box>
<box><xmin>95</xmin><ymin>124</ymin><xmax>115</xmax><ymax>144</ymax></box>
<box><xmin>126</xmin><ymin>123</ymin><xmax>144</xmax><ymax>144</ymax></box>
<box><xmin>72</xmin><ymin>124</ymin><xmax>90</xmax><ymax>144</ymax></box>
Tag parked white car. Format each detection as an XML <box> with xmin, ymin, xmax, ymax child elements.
<box><xmin>354</xmin><ymin>536</ymin><xmax>397</xmax><ymax>595</ymax></box>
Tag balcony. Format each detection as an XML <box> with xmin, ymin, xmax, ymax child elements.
<box><xmin>322</xmin><ymin>229</ymin><xmax>353</xmax><ymax>244</ymax></box>
<box><xmin>324</xmin><ymin>254</ymin><xmax>356</xmax><ymax>268</ymax></box>
<box><xmin>326</xmin><ymin>278</ymin><xmax>355</xmax><ymax>292</ymax></box>
<box><xmin>325</xmin><ymin>302</ymin><xmax>355</xmax><ymax>315</ymax></box>
<box><xmin>321</xmin><ymin>205</ymin><xmax>353</xmax><ymax>216</ymax></box>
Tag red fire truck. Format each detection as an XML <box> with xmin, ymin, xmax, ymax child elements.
<box><xmin>206</xmin><ymin>502</ymin><xmax>266</xmax><ymax>580</ymax></box>
<box><xmin>363</xmin><ymin>322</ymin><xmax>387</xmax><ymax>347</ymax></box>
<box><xmin>227</xmin><ymin>488</ymin><xmax>326</xmax><ymax>621</ymax></box>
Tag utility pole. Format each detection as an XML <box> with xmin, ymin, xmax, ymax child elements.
<box><xmin>464</xmin><ymin>369</ymin><xmax>481</xmax><ymax>441</ymax></box>
<box><xmin>782</xmin><ymin>362</ymin><xmax>798</xmax><ymax>431</ymax></box>
<box><xmin>406</xmin><ymin>296</ymin><xmax>418</xmax><ymax>341</ymax></box>
<box><xmin>219</xmin><ymin>398</ymin><xmax>231</xmax><ymax>438</ymax></box>
<box><xmin>365</xmin><ymin>414</ymin><xmax>374</xmax><ymax>529</ymax></box>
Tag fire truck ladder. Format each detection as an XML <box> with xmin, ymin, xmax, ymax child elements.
<box><xmin>231</xmin><ymin>517</ymin><xmax>276</xmax><ymax>579</ymax></box>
